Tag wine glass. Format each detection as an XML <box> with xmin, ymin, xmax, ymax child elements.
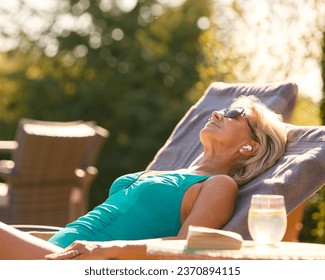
<box><xmin>248</xmin><ymin>194</ymin><xmax>287</xmax><ymax>245</ymax></box>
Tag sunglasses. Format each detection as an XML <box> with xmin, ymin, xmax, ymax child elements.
<box><xmin>223</xmin><ymin>107</ymin><xmax>258</xmax><ymax>141</ymax></box>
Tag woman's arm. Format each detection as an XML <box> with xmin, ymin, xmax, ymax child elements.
<box><xmin>0</xmin><ymin>221</ymin><xmax>62</xmax><ymax>260</ymax></box>
<box><xmin>177</xmin><ymin>174</ymin><xmax>238</xmax><ymax>238</ymax></box>
<box><xmin>45</xmin><ymin>239</ymin><xmax>167</xmax><ymax>260</ymax></box>
<box><xmin>0</xmin><ymin>220</ymin><xmax>169</xmax><ymax>260</ymax></box>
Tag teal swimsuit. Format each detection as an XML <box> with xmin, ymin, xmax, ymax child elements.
<box><xmin>48</xmin><ymin>171</ymin><xmax>210</xmax><ymax>248</ymax></box>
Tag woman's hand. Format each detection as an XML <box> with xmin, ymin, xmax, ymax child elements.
<box><xmin>45</xmin><ymin>240</ymin><xmax>111</xmax><ymax>260</ymax></box>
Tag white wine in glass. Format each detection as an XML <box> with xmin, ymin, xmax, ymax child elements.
<box><xmin>248</xmin><ymin>194</ymin><xmax>287</xmax><ymax>245</ymax></box>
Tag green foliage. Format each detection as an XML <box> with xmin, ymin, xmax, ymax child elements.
<box><xmin>0</xmin><ymin>0</ymin><xmax>213</xmax><ymax>208</ymax></box>
<box><xmin>300</xmin><ymin>191</ymin><xmax>325</xmax><ymax>243</ymax></box>
<box><xmin>290</xmin><ymin>95</ymin><xmax>322</xmax><ymax>126</ymax></box>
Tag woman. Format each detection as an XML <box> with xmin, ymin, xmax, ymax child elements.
<box><xmin>0</xmin><ymin>95</ymin><xmax>287</xmax><ymax>259</ymax></box>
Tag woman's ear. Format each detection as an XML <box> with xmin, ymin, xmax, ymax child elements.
<box><xmin>239</xmin><ymin>142</ymin><xmax>260</xmax><ymax>155</ymax></box>
<box><xmin>251</xmin><ymin>141</ymin><xmax>261</xmax><ymax>154</ymax></box>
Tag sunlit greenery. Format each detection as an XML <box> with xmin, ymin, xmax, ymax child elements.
<box><xmin>0</xmin><ymin>0</ymin><xmax>214</xmax><ymax>208</ymax></box>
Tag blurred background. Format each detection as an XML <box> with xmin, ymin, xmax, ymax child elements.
<box><xmin>0</xmin><ymin>0</ymin><xmax>324</xmax><ymax>243</ymax></box>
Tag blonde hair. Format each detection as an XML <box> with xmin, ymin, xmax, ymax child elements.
<box><xmin>230</xmin><ymin>95</ymin><xmax>287</xmax><ymax>186</ymax></box>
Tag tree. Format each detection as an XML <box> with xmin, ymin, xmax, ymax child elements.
<box><xmin>0</xmin><ymin>0</ymin><xmax>214</xmax><ymax>208</ymax></box>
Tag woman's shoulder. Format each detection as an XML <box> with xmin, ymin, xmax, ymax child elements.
<box><xmin>203</xmin><ymin>174</ymin><xmax>238</xmax><ymax>192</ymax></box>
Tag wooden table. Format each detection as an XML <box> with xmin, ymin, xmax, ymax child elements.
<box><xmin>147</xmin><ymin>239</ymin><xmax>325</xmax><ymax>260</ymax></box>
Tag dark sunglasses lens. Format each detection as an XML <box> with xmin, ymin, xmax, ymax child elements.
<box><xmin>224</xmin><ymin>108</ymin><xmax>243</xmax><ymax>118</ymax></box>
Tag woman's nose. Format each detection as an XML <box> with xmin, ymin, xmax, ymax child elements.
<box><xmin>211</xmin><ymin>111</ymin><xmax>223</xmax><ymax>120</ymax></box>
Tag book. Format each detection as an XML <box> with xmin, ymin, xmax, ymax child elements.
<box><xmin>186</xmin><ymin>225</ymin><xmax>243</xmax><ymax>250</ymax></box>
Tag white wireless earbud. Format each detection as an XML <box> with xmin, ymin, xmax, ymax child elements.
<box><xmin>242</xmin><ymin>145</ymin><xmax>253</xmax><ymax>151</ymax></box>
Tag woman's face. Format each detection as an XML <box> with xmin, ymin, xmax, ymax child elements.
<box><xmin>200</xmin><ymin>108</ymin><xmax>257</xmax><ymax>150</ymax></box>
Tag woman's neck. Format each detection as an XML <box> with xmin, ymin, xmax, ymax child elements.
<box><xmin>188</xmin><ymin>161</ymin><xmax>226</xmax><ymax>176</ymax></box>
<box><xmin>189</xmin><ymin>152</ymin><xmax>237</xmax><ymax>176</ymax></box>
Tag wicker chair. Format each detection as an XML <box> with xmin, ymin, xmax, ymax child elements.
<box><xmin>0</xmin><ymin>119</ymin><xmax>108</xmax><ymax>227</ymax></box>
